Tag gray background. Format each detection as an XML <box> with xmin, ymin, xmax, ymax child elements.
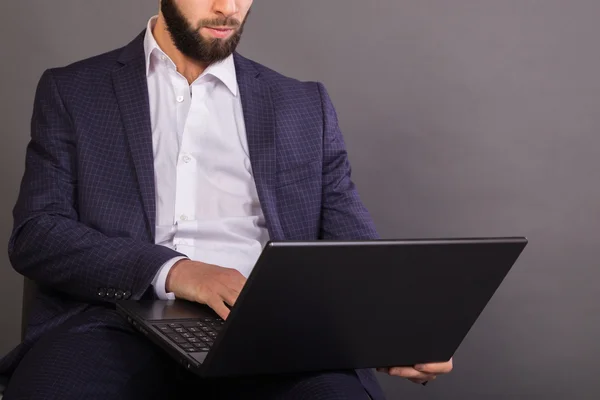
<box><xmin>1</xmin><ymin>0</ymin><xmax>599</xmax><ymax>398</ymax></box>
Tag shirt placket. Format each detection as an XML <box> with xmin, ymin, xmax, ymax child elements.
<box><xmin>171</xmin><ymin>71</ymin><xmax>197</xmax><ymax>257</ymax></box>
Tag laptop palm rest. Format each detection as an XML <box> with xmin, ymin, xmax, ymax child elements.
<box><xmin>129</xmin><ymin>300</ymin><xmax>217</xmax><ymax>321</ymax></box>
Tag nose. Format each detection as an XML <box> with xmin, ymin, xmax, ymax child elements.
<box><xmin>213</xmin><ymin>0</ymin><xmax>238</xmax><ymax>19</ymax></box>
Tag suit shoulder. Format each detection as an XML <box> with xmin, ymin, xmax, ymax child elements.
<box><xmin>236</xmin><ymin>54</ymin><xmax>322</xmax><ymax>99</ymax></box>
<box><xmin>43</xmin><ymin>46</ymin><xmax>124</xmax><ymax>90</ymax></box>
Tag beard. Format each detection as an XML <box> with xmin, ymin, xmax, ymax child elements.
<box><xmin>160</xmin><ymin>0</ymin><xmax>249</xmax><ymax>65</ymax></box>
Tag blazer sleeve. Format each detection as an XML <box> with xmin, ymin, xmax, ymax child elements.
<box><xmin>8</xmin><ymin>69</ymin><xmax>184</xmax><ymax>303</ymax></box>
<box><xmin>316</xmin><ymin>82</ymin><xmax>380</xmax><ymax>241</ymax></box>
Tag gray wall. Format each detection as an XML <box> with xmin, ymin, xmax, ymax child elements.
<box><xmin>1</xmin><ymin>0</ymin><xmax>599</xmax><ymax>398</ymax></box>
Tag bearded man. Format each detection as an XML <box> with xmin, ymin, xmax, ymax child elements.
<box><xmin>1</xmin><ymin>1</ymin><xmax>452</xmax><ymax>398</ymax></box>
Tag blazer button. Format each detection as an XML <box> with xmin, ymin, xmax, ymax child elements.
<box><xmin>124</xmin><ymin>291</ymin><xmax>132</xmax><ymax>299</ymax></box>
<box><xmin>97</xmin><ymin>288</ymin><xmax>106</xmax><ymax>298</ymax></box>
<box><xmin>115</xmin><ymin>290</ymin><xmax>124</xmax><ymax>300</ymax></box>
<box><xmin>106</xmin><ymin>288</ymin><xmax>116</xmax><ymax>298</ymax></box>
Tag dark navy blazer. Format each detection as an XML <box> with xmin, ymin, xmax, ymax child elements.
<box><xmin>1</xmin><ymin>31</ymin><xmax>379</xmax><ymax>392</ymax></box>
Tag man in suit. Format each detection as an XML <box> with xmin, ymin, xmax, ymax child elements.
<box><xmin>1</xmin><ymin>0</ymin><xmax>453</xmax><ymax>398</ymax></box>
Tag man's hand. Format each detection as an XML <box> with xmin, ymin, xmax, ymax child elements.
<box><xmin>166</xmin><ymin>259</ymin><xmax>246</xmax><ymax>320</ymax></box>
<box><xmin>377</xmin><ymin>359</ymin><xmax>453</xmax><ymax>385</ymax></box>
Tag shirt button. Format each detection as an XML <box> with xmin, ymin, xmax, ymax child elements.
<box><xmin>182</xmin><ymin>155</ymin><xmax>191</xmax><ymax>164</ymax></box>
<box><xmin>176</xmin><ymin>96</ymin><xmax>184</xmax><ymax>103</ymax></box>
<box><xmin>180</xmin><ymin>215</ymin><xmax>189</xmax><ymax>221</ymax></box>
<box><xmin>161</xmin><ymin>55</ymin><xmax>167</xmax><ymax>61</ymax></box>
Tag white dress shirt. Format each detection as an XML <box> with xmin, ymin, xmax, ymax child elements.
<box><xmin>144</xmin><ymin>17</ymin><xmax>270</xmax><ymax>300</ymax></box>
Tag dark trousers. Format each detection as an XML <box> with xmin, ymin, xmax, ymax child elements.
<box><xmin>4</xmin><ymin>308</ymin><xmax>385</xmax><ymax>399</ymax></box>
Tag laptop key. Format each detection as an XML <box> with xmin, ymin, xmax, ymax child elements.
<box><xmin>168</xmin><ymin>323</ymin><xmax>182</xmax><ymax>328</ymax></box>
<box><xmin>168</xmin><ymin>334</ymin><xmax>186</xmax><ymax>344</ymax></box>
<box><xmin>155</xmin><ymin>325</ymin><xmax>171</xmax><ymax>333</ymax></box>
<box><xmin>181</xmin><ymin>333</ymin><xmax>193</xmax><ymax>338</ymax></box>
<box><xmin>180</xmin><ymin>344</ymin><xmax>195</xmax><ymax>352</ymax></box>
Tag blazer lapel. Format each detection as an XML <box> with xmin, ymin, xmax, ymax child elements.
<box><xmin>110</xmin><ymin>44</ymin><xmax>283</xmax><ymax>241</ymax></box>
<box><xmin>234</xmin><ymin>53</ymin><xmax>285</xmax><ymax>240</ymax></box>
<box><xmin>112</xmin><ymin>32</ymin><xmax>156</xmax><ymax>239</ymax></box>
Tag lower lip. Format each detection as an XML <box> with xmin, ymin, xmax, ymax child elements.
<box><xmin>204</xmin><ymin>27</ymin><xmax>234</xmax><ymax>39</ymax></box>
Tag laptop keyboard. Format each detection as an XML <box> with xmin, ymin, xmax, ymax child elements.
<box><xmin>154</xmin><ymin>317</ymin><xmax>225</xmax><ymax>353</ymax></box>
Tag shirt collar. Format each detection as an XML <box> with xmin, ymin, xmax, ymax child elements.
<box><xmin>203</xmin><ymin>55</ymin><xmax>238</xmax><ymax>97</ymax></box>
<box><xmin>144</xmin><ymin>16</ymin><xmax>169</xmax><ymax>76</ymax></box>
<box><xmin>143</xmin><ymin>16</ymin><xmax>238</xmax><ymax>96</ymax></box>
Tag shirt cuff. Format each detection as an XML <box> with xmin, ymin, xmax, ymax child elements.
<box><xmin>152</xmin><ymin>256</ymin><xmax>187</xmax><ymax>300</ymax></box>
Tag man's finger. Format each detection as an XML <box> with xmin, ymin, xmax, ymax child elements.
<box><xmin>208</xmin><ymin>299</ymin><xmax>231</xmax><ymax>320</ymax></box>
<box><xmin>388</xmin><ymin>367</ymin><xmax>434</xmax><ymax>381</ymax></box>
<box><xmin>231</xmin><ymin>274</ymin><xmax>247</xmax><ymax>293</ymax></box>
<box><xmin>220</xmin><ymin>287</ymin><xmax>239</xmax><ymax>308</ymax></box>
<box><xmin>415</xmin><ymin>359</ymin><xmax>453</xmax><ymax>375</ymax></box>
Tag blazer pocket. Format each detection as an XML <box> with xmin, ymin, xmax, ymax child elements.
<box><xmin>276</xmin><ymin>160</ymin><xmax>321</xmax><ymax>189</ymax></box>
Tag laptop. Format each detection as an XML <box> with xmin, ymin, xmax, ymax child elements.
<box><xmin>117</xmin><ymin>237</ymin><xmax>527</xmax><ymax>378</ymax></box>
